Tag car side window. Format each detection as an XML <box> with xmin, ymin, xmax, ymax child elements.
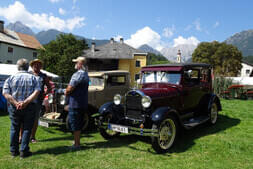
<box><xmin>184</xmin><ymin>69</ymin><xmax>200</xmax><ymax>85</ymax></box>
<box><xmin>200</xmin><ymin>69</ymin><xmax>210</xmax><ymax>83</ymax></box>
<box><xmin>107</xmin><ymin>75</ymin><xmax>126</xmax><ymax>86</ymax></box>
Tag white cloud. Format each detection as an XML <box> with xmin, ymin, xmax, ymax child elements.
<box><xmin>58</xmin><ymin>8</ymin><xmax>66</xmax><ymax>15</ymax></box>
<box><xmin>0</xmin><ymin>1</ymin><xmax>85</xmax><ymax>31</ymax></box>
<box><xmin>173</xmin><ymin>36</ymin><xmax>200</xmax><ymax>47</ymax></box>
<box><xmin>125</xmin><ymin>26</ymin><xmax>163</xmax><ymax>51</ymax></box>
<box><xmin>49</xmin><ymin>0</ymin><xmax>61</xmax><ymax>3</ymax></box>
<box><xmin>213</xmin><ymin>21</ymin><xmax>219</xmax><ymax>28</ymax></box>
<box><xmin>163</xmin><ymin>25</ymin><xmax>175</xmax><ymax>38</ymax></box>
<box><xmin>193</xmin><ymin>18</ymin><xmax>201</xmax><ymax>31</ymax></box>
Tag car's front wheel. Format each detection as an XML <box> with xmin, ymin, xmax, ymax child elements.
<box><xmin>99</xmin><ymin>113</ymin><xmax>120</xmax><ymax>139</ymax></box>
<box><xmin>151</xmin><ymin>115</ymin><xmax>178</xmax><ymax>153</ymax></box>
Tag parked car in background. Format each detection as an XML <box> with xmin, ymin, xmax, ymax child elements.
<box><xmin>39</xmin><ymin>70</ymin><xmax>130</xmax><ymax>130</ymax></box>
<box><xmin>96</xmin><ymin>63</ymin><xmax>222</xmax><ymax>153</ymax></box>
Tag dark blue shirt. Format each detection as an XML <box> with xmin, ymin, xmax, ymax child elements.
<box><xmin>68</xmin><ymin>69</ymin><xmax>89</xmax><ymax>109</ymax></box>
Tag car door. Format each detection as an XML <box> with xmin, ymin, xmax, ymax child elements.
<box><xmin>181</xmin><ymin>69</ymin><xmax>203</xmax><ymax>113</ymax></box>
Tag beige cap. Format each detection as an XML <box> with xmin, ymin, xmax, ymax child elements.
<box><xmin>30</xmin><ymin>59</ymin><xmax>43</xmax><ymax>66</ymax></box>
<box><xmin>72</xmin><ymin>57</ymin><xmax>86</xmax><ymax>63</ymax></box>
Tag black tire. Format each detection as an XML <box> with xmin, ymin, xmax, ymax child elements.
<box><xmin>151</xmin><ymin>115</ymin><xmax>178</xmax><ymax>153</ymax></box>
<box><xmin>65</xmin><ymin>111</ymin><xmax>90</xmax><ymax>131</ymax></box>
<box><xmin>209</xmin><ymin>102</ymin><xmax>218</xmax><ymax>125</ymax></box>
<box><xmin>99</xmin><ymin>113</ymin><xmax>120</xmax><ymax>140</ymax></box>
<box><xmin>65</xmin><ymin>115</ymin><xmax>69</xmax><ymax>130</ymax></box>
<box><xmin>82</xmin><ymin>112</ymin><xmax>90</xmax><ymax>131</ymax></box>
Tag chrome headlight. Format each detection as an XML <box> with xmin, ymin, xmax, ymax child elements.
<box><xmin>48</xmin><ymin>94</ymin><xmax>53</xmax><ymax>104</ymax></box>
<box><xmin>141</xmin><ymin>95</ymin><xmax>151</xmax><ymax>108</ymax></box>
<box><xmin>113</xmin><ymin>94</ymin><xmax>121</xmax><ymax>105</ymax></box>
<box><xmin>60</xmin><ymin>95</ymin><xmax>65</xmax><ymax>105</ymax></box>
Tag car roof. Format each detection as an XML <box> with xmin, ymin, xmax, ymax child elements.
<box><xmin>142</xmin><ymin>63</ymin><xmax>212</xmax><ymax>71</ymax></box>
<box><xmin>88</xmin><ymin>70</ymin><xmax>129</xmax><ymax>76</ymax></box>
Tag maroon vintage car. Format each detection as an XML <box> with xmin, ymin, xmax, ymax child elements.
<box><xmin>96</xmin><ymin>63</ymin><xmax>222</xmax><ymax>153</ymax></box>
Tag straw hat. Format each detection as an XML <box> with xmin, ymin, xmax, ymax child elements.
<box><xmin>30</xmin><ymin>59</ymin><xmax>43</xmax><ymax>66</ymax></box>
<box><xmin>72</xmin><ymin>57</ymin><xmax>86</xmax><ymax>63</ymax></box>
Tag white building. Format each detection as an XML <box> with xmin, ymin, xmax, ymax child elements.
<box><xmin>240</xmin><ymin>61</ymin><xmax>253</xmax><ymax>77</ymax></box>
<box><xmin>0</xmin><ymin>20</ymin><xmax>43</xmax><ymax>64</ymax></box>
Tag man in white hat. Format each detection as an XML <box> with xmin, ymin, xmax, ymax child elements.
<box><xmin>65</xmin><ymin>57</ymin><xmax>89</xmax><ymax>150</ymax></box>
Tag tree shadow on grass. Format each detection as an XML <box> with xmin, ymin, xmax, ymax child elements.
<box><xmin>33</xmin><ymin>135</ymin><xmax>139</xmax><ymax>156</ymax></box>
<box><xmin>128</xmin><ymin>114</ymin><xmax>241</xmax><ymax>154</ymax></box>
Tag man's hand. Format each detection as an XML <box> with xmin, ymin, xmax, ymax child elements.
<box><xmin>65</xmin><ymin>85</ymin><xmax>74</xmax><ymax>96</ymax></box>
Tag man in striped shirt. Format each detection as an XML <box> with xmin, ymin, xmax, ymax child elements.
<box><xmin>2</xmin><ymin>58</ymin><xmax>41</xmax><ymax>158</ymax></box>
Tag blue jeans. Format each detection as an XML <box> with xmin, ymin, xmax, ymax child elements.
<box><xmin>9</xmin><ymin>103</ymin><xmax>36</xmax><ymax>152</ymax></box>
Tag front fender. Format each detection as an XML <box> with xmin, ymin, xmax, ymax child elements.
<box><xmin>98</xmin><ymin>102</ymin><xmax>124</xmax><ymax>118</ymax></box>
<box><xmin>208</xmin><ymin>94</ymin><xmax>222</xmax><ymax>111</ymax></box>
<box><xmin>151</xmin><ymin>107</ymin><xmax>171</xmax><ymax>125</ymax></box>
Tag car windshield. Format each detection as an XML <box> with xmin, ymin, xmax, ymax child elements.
<box><xmin>141</xmin><ymin>71</ymin><xmax>181</xmax><ymax>85</ymax></box>
<box><xmin>89</xmin><ymin>77</ymin><xmax>104</xmax><ymax>86</ymax></box>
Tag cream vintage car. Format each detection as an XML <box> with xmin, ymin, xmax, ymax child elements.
<box><xmin>39</xmin><ymin>70</ymin><xmax>130</xmax><ymax>130</ymax></box>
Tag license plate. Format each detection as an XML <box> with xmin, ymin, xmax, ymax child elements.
<box><xmin>110</xmin><ymin>124</ymin><xmax>128</xmax><ymax>134</ymax></box>
<box><xmin>39</xmin><ymin>120</ymin><xmax>49</xmax><ymax>128</ymax></box>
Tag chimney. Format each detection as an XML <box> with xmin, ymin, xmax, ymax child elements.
<box><xmin>110</xmin><ymin>38</ymin><xmax>114</xmax><ymax>44</ymax></box>
<box><xmin>177</xmin><ymin>49</ymin><xmax>182</xmax><ymax>63</ymax></box>
<box><xmin>120</xmin><ymin>38</ymin><xmax>124</xmax><ymax>44</ymax></box>
<box><xmin>0</xmin><ymin>20</ymin><xmax>4</xmax><ymax>33</ymax></box>
<box><xmin>91</xmin><ymin>42</ymin><xmax>96</xmax><ymax>52</ymax></box>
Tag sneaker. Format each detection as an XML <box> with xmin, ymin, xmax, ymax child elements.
<box><xmin>30</xmin><ymin>138</ymin><xmax>37</xmax><ymax>143</ymax></box>
<box><xmin>11</xmin><ymin>151</ymin><xmax>20</xmax><ymax>157</ymax></box>
<box><xmin>20</xmin><ymin>151</ymin><xmax>32</xmax><ymax>158</ymax></box>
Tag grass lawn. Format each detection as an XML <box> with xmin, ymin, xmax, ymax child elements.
<box><xmin>0</xmin><ymin>99</ymin><xmax>252</xmax><ymax>169</ymax></box>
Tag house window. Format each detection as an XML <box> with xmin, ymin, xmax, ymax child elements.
<box><xmin>8</xmin><ymin>47</ymin><xmax>13</xmax><ymax>53</ymax></box>
<box><xmin>246</xmin><ymin>69</ymin><xmax>250</xmax><ymax>75</ymax></box>
<box><xmin>136</xmin><ymin>60</ymin><xmax>141</xmax><ymax>67</ymax></box>
<box><xmin>135</xmin><ymin>74</ymin><xmax>140</xmax><ymax>81</ymax></box>
<box><xmin>33</xmin><ymin>52</ymin><xmax>37</xmax><ymax>58</ymax></box>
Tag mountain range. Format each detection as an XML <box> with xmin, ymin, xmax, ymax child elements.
<box><xmin>6</xmin><ymin>21</ymin><xmax>109</xmax><ymax>47</ymax></box>
<box><xmin>6</xmin><ymin>21</ymin><xmax>253</xmax><ymax>62</ymax></box>
<box><xmin>225</xmin><ymin>30</ymin><xmax>253</xmax><ymax>57</ymax></box>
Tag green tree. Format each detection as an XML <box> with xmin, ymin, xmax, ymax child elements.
<box><xmin>147</xmin><ymin>53</ymin><xmax>170</xmax><ymax>65</ymax></box>
<box><xmin>192</xmin><ymin>41</ymin><xmax>242</xmax><ymax>76</ymax></box>
<box><xmin>38</xmin><ymin>34</ymin><xmax>88</xmax><ymax>82</ymax></box>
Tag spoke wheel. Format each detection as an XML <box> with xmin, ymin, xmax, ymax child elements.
<box><xmin>151</xmin><ymin>115</ymin><xmax>178</xmax><ymax>153</ymax></box>
<box><xmin>210</xmin><ymin>102</ymin><xmax>218</xmax><ymax>124</ymax></box>
<box><xmin>99</xmin><ymin>113</ymin><xmax>120</xmax><ymax>139</ymax></box>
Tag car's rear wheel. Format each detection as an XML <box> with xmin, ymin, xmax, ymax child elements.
<box><xmin>209</xmin><ymin>102</ymin><xmax>218</xmax><ymax>124</ymax></box>
<box><xmin>65</xmin><ymin>111</ymin><xmax>90</xmax><ymax>131</ymax></box>
<box><xmin>82</xmin><ymin>112</ymin><xmax>89</xmax><ymax>131</ymax></box>
<box><xmin>99</xmin><ymin>113</ymin><xmax>120</xmax><ymax>139</ymax></box>
<box><xmin>151</xmin><ymin>115</ymin><xmax>178</xmax><ymax>153</ymax></box>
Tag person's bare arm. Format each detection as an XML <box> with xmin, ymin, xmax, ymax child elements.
<box><xmin>65</xmin><ymin>85</ymin><xmax>74</xmax><ymax>96</ymax></box>
<box><xmin>20</xmin><ymin>90</ymin><xmax>40</xmax><ymax>109</ymax></box>
<box><xmin>3</xmin><ymin>93</ymin><xmax>19</xmax><ymax>108</ymax></box>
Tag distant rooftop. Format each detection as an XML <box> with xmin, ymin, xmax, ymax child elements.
<box><xmin>0</xmin><ymin>29</ymin><xmax>42</xmax><ymax>50</ymax></box>
<box><xmin>82</xmin><ymin>38</ymin><xmax>147</xmax><ymax>59</ymax></box>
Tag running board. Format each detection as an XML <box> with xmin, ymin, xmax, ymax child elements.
<box><xmin>183</xmin><ymin>116</ymin><xmax>209</xmax><ymax>128</ymax></box>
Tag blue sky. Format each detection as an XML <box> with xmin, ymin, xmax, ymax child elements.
<box><xmin>0</xmin><ymin>0</ymin><xmax>252</xmax><ymax>51</ymax></box>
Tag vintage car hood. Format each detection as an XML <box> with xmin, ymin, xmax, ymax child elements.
<box><xmin>140</xmin><ymin>83</ymin><xmax>180</xmax><ymax>98</ymax></box>
<box><xmin>88</xmin><ymin>86</ymin><xmax>104</xmax><ymax>92</ymax></box>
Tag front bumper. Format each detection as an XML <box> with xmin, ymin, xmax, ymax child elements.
<box><xmin>99</xmin><ymin>122</ymin><xmax>159</xmax><ymax>137</ymax></box>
